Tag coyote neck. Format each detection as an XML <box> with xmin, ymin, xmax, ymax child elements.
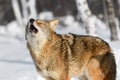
<box><xmin>27</xmin><ymin>37</ymin><xmax>48</xmax><ymax>60</ymax></box>
<box><xmin>27</xmin><ymin>32</ymin><xmax>61</xmax><ymax>61</ymax></box>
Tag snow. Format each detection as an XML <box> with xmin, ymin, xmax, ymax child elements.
<box><xmin>0</xmin><ymin>25</ymin><xmax>6</xmax><ymax>34</ymax></box>
<box><xmin>109</xmin><ymin>41</ymin><xmax>120</xmax><ymax>80</ymax></box>
<box><xmin>0</xmin><ymin>16</ymin><xmax>120</xmax><ymax>80</ymax></box>
<box><xmin>38</xmin><ymin>11</ymin><xmax>54</xmax><ymax>20</ymax></box>
<box><xmin>0</xmin><ymin>35</ymin><xmax>119</xmax><ymax>80</ymax></box>
<box><xmin>0</xmin><ymin>21</ymin><xmax>24</xmax><ymax>39</ymax></box>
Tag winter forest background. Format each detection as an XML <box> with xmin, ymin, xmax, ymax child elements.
<box><xmin>0</xmin><ymin>0</ymin><xmax>120</xmax><ymax>80</ymax></box>
<box><xmin>0</xmin><ymin>0</ymin><xmax>120</xmax><ymax>40</ymax></box>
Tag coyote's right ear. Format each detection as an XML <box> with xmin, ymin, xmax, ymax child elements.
<box><xmin>49</xmin><ymin>19</ymin><xmax>59</xmax><ymax>30</ymax></box>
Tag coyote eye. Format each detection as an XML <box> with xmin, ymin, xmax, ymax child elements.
<box><xmin>30</xmin><ymin>24</ymin><xmax>38</xmax><ymax>33</ymax></box>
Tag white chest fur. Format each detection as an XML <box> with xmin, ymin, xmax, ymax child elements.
<box><xmin>27</xmin><ymin>32</ymin><xmax>47</xmax><ymax>57</ymax></box>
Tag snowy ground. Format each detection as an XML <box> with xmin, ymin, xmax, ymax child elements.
<box><xmin>0</xmin><ymin>34</ymin><xmax>120</xmax><ymax>80</ymax></box>
<box><xmin>0</xmin><ymin>18</ymin><xmax>120</xmax><ymax>80</ymax></box>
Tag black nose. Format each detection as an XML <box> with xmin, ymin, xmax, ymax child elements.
<box><xmin>29</xmin><ymin>18</ymin><xmax>35</xmax><ymax>24</ymax></box>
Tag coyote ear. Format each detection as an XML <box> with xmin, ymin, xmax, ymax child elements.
<box><xmin>49</xmin><ymin>19</ymin><xmax>59</xmax><ymax>30</ymax></box>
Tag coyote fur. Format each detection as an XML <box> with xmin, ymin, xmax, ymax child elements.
<box><xmin>26</xmin><ymin>18</ymin><xmax>116</xmax><ymax>80</ymax></box>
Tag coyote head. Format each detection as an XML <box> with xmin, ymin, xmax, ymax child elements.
<box><xmin>26</xmin><ymin>18</ymin><xmax>59</xmax><ymax>55</ymax></box>
<box><xmin>26</xmin><ymin>18</ymin><xmax>59</xmax><ymax>42</ymax></box>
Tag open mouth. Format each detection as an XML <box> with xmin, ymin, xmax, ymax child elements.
<box><xmin>30</xmin><ymin>24</ymin><xmax>38</xmax><ymax>33</ymax></box>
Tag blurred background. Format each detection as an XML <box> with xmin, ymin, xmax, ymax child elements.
<box><xmin>0</xmin><ymin>0</ymin><xmax>120</xmax><ymax>80</ymax></box>
<box><xmin>0</xmin><ymin>0</ymin><xmax>120</xmax><ymax>40</ymax></box>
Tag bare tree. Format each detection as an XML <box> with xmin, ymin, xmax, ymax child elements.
<box><xmin>11</xmin><ymin>0</ymin><xmax>24</xmax><ymax>27</ymax></box>
<box><xmin>117</xmin><ymin>0</ymin><xmax>120</xmax><ymax>28</ymax></box>
<box><xmin>117</xmin><ymin>0</ymin><xmax>120</xmax><ymax>38</ymax></box>
<box><xmin>75</xmin><ymin>0</ymin><xmax>97</xmax><ymax>36</ymax></box>
<box><xmin>103</xmin><ymin>0</ymin><xmax>109</xmax><ymax>25</ymax></box>
<box><xmin>106</xmin><ymin>0</ymin><xmax>119</xmax><ymax>40</ymax></box>
<box><xmin>21</xmin><ymin>0</ymin><xmax>37</xmax><ymax>23</ymax></box>
<box><xmin>11</xmin><ymin>0</ymin><xmax>37</xmax><ymax>26</ymax></box>
<box><xmin>11</xmin><ymin>0</ymin><xmax>37</xmax><ymax>36</ymax></box>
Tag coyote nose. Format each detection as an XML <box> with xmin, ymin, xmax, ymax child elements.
<box><xmin>29</xmin><ymin>18</ymin><xmax>35</xmax><ymax>24</ymax></box>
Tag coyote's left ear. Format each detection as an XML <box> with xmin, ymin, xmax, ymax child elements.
<box><xmin>49</xmin><ymin>19</ymin><xmax>59</xmax><ymax>30</ymax></box>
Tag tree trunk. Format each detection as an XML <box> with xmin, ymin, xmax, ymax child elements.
<box><xmin>11</xmin><ymin>0</ymin><xmax>37</xmax><ymax>39</ymax></box>
<box><xmin>27</xmin><ymin>0</ymin><xmax>37</xmax><ymax>18</ymax></box>
<box><xmin>106</xmin><ymin>0</ymin><xmax>119</xmax><ymax>40</ymax></box>
<box><xmin>117</xmin><ymin>0</ymin><xmax>120</xmax><ymax>28</ymax></box>
<box><xmin>20</xmin><ymin>0</ymin><xmax>37</xmax><ymax>23</ymax></box>
<box><xmin>12</xmin><ymin>0</ymin><xmax>37</xmax><ymax>27</ymax></box>
<box><xmin>75</xmin><ymin>0</ymin><xmax>97</xmax><ymax>36</ymax></box>
<box><xmin>103</xmin><ymin>0</ymin><xmax>109</xmax><ymax>26</ymax></box>
<box><xmin>11</xmin><ymin>0</ymin><xmax>24</xmax><ymax>27</ymax></box>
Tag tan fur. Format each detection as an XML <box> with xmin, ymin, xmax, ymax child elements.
<box><xmin>26</xmin><ymin>19</ymin><xmax>116</xmax><ymax>80</ymax></box>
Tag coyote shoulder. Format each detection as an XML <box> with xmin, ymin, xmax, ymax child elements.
<box><xmin>26</xmin><ymin>18</ymin><xmax>116</xmax><ymax>80</ymax></box>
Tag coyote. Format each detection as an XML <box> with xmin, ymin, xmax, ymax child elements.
<box><xmin>26</xmin><ymin>18</ymin><xmax>116</xmax><ymax>80</ymax></box>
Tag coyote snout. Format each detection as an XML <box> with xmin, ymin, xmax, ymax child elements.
<box><xmin>26</xmin><ymin>18</ymin><xmax>38</xmax><ymax>34</ymax></box>
<box><xmin>26</xmin><ymin>18</ymin><xmax>116</xmax><ymax>80</ymax></box>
